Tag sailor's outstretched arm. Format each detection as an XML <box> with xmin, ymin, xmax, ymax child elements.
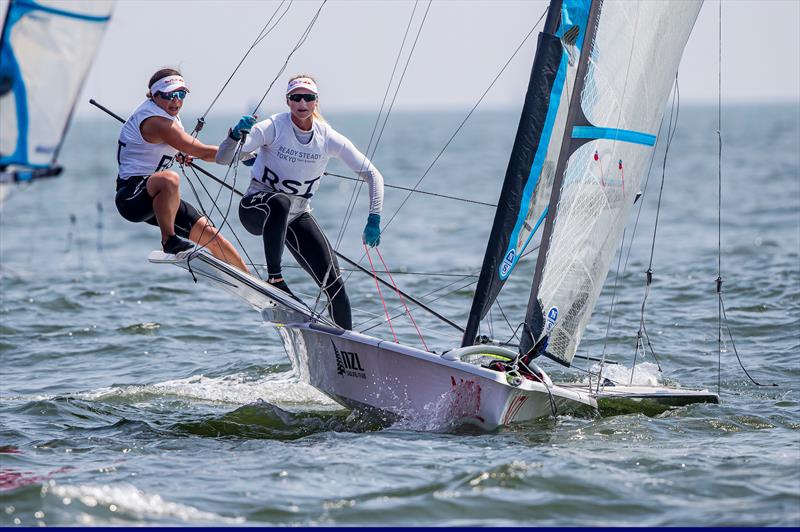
<box><xmin>216</xmin><ymin>116</ymin><xmax>276</xmax><ymax>165</ymax></box>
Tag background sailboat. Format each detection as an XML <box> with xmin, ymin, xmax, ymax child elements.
<box><xmin>0</xmin><ymin>0</ymin><xmax>114</xmax><ymax>203</ymax></box>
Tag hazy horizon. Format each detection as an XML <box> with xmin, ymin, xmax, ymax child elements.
<box><xmin>2</xmin><ymin>0</ymin><xmax>797</xmax><ymax>120</ymax></box>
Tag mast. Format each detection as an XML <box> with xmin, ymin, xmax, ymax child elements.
<box><xmin>461</xmin><ymin>0</ymin><xmax>566</xmax><ymax>346</ymax></box>
<box><xmin>519</xmin><ymin>0</ymin><xmax>602</xmax><ymax>359</ymax></box>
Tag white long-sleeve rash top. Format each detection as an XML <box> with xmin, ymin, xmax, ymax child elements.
<box><xmin>217</xmin><ymin>113</ymin><xmax>384</xmax><ymax>218</ymax></box>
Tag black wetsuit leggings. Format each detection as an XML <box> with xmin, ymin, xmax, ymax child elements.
<box><xmin>239</xmin><ymin>191</ymin><xmax>352</xmax><ymax>329</ymax></box>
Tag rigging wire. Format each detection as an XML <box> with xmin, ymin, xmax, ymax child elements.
<box><xmin>629</xmin><ymin>77</ymin><xmax>679</xmax><ymax>382</ymax></box>
<box><xmin>184</xmin><ymin>1</ymin><xmax>329</xmax><ymax>278</ymax></box>
<box><xmin>713</xmin><ymin>1</ymin><xmax>777</xmax><ymax>390</ymax></box>
<box><xmin>334</xmin><ymin>0</ymin><xmax>426</xmax><ymax>250</ymax></box>
<box><xmin>194</xmin><ymin>0</ymin><xmax>293</xmax><ymax>132</ymax></box>
<box><xmin>251</xmin><ymin>0</ymin><xmax>328</xmax><ymax>116</ymax></box>
<box><xmin>324</xmin><ymin>171</ymin><xmax>496</xmax><ymax>207</ymax></box>
<box><xmin>716</xmin><ymin>0</ymin><xmax>723</xmax><ymax>395</ymax></box>
<box><xmin>340</xmin><ymin>6</ymin><xmax>549</xmax><ymax>331</ymax></box>
<box><xmin>380</xmin><ymin>7</ymin><xmax>548</xmax><ymax>237</ymax></box>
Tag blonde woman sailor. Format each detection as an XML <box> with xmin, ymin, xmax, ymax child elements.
<box><xmin>216</xmin><ymin>75</ymin><xmax>384</xmax><ymax>329</ymax></box>
<box><xmin>115</xmin><ymin>68</ymin><xmax>248</xmax><ymax>273</ymax></box>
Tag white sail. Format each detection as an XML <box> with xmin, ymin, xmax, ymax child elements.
<box><xmin>537</xmin><ymin>0</ymin><xmax>703</xmax><ymax>366</ymax></box>
<box><xmin>0</xmin><ymin>0</ymin><xmax>114</xmax><ymax>171</ymax></box>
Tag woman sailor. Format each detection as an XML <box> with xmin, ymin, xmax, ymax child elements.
<box><xmin>116</xmin><ymin>68</ymin><xmax>248</xmax><ymax>273</ymax></box>
<box><xmin>216</xmin><ymin>75</ymin><xmax>384</xmax><ymax>330</ymax></box>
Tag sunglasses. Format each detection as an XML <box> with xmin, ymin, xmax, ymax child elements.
<box><xmin>288</xmin><ymin>93</ymin><xmax>317</xmax><ymax>102</ymax></box>
<box><xmin>157</xmin><ymin>90</ymin><xmax>188</xmax><ymax>101</ymax></box>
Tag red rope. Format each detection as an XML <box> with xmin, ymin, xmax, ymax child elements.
<box><xmin>375</xmin><ymin>247</ymin><xmax>429</xmax><ymax>352</ymax></box>
<box><xmin>364</xmin><ymin>244</ymin><xmax>398</xmax><ymax>343</ymax></box>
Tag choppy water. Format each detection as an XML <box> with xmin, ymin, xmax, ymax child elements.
<box><xmin>1</xmin><ymin>105</ymin><xmax>798</xmax><ymax>526</ymax></box>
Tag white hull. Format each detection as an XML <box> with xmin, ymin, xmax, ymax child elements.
<box><xmin>278</xmin><ymin>323</ymin><xmax>597</xmax><ymax>429</ymax></box>
<box><xmin>149</xmin><ymin>250</ymin><xmax>598</xmax><ymax>430</ymax></box>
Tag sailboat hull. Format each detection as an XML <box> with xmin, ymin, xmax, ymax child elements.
<box><xmin>277</xmin><ymin>322</ymin><xmax>597</xmax><ymax>430</ymax></box>
<box><xmin>148</xmin><ymin>250</ymin><xmax>598</xmax><ymax>430</ymax></box>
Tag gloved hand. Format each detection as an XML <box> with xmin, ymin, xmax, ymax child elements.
<box><xmin>230</xmin><ymin>115</ymin><xmax>256</xmax><ymax>141</ymax></box>
<box><xmin>362</xmin><ymin>213</ymin><xmax>381</xmax><ymax>247</ymax></box>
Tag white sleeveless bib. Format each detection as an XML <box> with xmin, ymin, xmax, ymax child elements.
<box><xmin>245</xmin><ymin>113</ymin><xmax>330</xmax><ymax>202</ymax></box>
<box><xmin>117</xmin><ymin>100</ymin><xmax>183</xmax><ymax>179</ymax></box>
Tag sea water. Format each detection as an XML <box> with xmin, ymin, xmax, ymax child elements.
<box><xmin>1</xmin><ymin>105</ymin><xmax>798</xmax><ymax>526</ymax></box>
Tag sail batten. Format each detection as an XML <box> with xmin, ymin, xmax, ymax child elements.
<box><xmin>571</xmin><ymin>126</ymin><xmax>656</xmax><ymax>146</ymax></box>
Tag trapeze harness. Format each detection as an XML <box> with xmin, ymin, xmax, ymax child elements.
<box><xmin>217</xmin><ymin>112</ymin><xmax>384</xmax><ymax>329</ymax></box>
<box><xmin>115</xmin><ymin>99</ymin><xmax>201</xmax><ymax>237</ymax></box>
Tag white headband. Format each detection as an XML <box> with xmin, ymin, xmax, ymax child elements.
<box><xmin>286</xmin><ymin>77</ymin><xmax>318</xmax><ymax>95</ymax></box>
<box><xmin>150</xmin><ymin>75</ymin><xmax>188</xmax><ymax>95</ymax></box>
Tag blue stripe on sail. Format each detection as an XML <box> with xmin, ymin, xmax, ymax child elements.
<box><xmin>498</xmin><ymin>51</ymin><xmax>567</xmax><ymax>281</ymax></box>
<box><xmin>571</xmin><ymin>126</ymin><xmax>657</xmax><ymax>146</ymax></box>
<box><xmin>497</xmin><ymin>0</ymin><xmax>592</xmax><ymax>282</ymax></box>
<box><xmin>0</xmin><ymin>4</ymin><xmax>30</xmax><ymax>167</ymax></box>
<box><xmin>518</xmin><ymin>206</ymin><xmax>548</xmax><ymax>255</ymax></box>
<box><xmin>14</xmin><ymin>0</ymin><xmax>112</xmax><ymax>22</ymax></box>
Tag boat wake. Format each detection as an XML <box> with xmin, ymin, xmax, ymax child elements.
<box><xmin>75</xmin><ymin>371</ymin><xmax>339</xmax><ymax>409</ymax></box>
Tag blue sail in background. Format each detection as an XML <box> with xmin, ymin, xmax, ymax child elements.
<box><xmin>0</xmin><ymin>0</ymin><xmax>113</xmax><ymax>182</ymax></box>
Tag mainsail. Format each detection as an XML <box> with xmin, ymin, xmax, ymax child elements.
<box><xmin>0</xmin><ymin>0</ymin><xmax>114</xmax><ymax>182</ymax></box>
<box><xmin>462</xmin><ymin>0</ymin><xmax>590</xmax><ymax>346</ymax></box>
<box><xmin>520</xmin><ymin>0</ymin><xmax>703</xmax><ymax>366</ymax></box>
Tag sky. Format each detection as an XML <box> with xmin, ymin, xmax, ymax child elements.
<box><xmin>6</xmin><ymin>0</ymin><xmax>800</xmax><ymax>119</ymax></box>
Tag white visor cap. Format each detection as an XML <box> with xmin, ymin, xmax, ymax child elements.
<box><xmin>151</xmin><ymin>75</ymin><xmax>189</xmax><ymax>94</ymax></box>
<box><xmin>286</xmin><ymin>77</ymin><xmax>318</xmax><ymax>95</ymax></box>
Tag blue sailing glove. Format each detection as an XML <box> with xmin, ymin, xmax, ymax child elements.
<box><xmin>362</xmin><ymin>213</ymin><xmax>381</xmax><ymax>247</ymax></box>
<box><xmin>230</xmin><ymin>115</ymin><xmax>256</xmax><ymax>140</ymax></box>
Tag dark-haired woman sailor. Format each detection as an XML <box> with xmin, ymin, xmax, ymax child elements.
<box><xmin>116</xmin><ymin>68</ymin><xmax>248</xmax><ymax>273</ymax></box>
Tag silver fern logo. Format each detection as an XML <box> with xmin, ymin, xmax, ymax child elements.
<box><xmin>331</xmin><ymin>340</ymin><xmax>345</xmax><ymax>376</ymax></box>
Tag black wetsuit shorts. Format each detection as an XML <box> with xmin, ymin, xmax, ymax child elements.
<box><xmin>115</xmin><ymin>175</ymin><xmax>202</xmax><ymax>238</ymax></box>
